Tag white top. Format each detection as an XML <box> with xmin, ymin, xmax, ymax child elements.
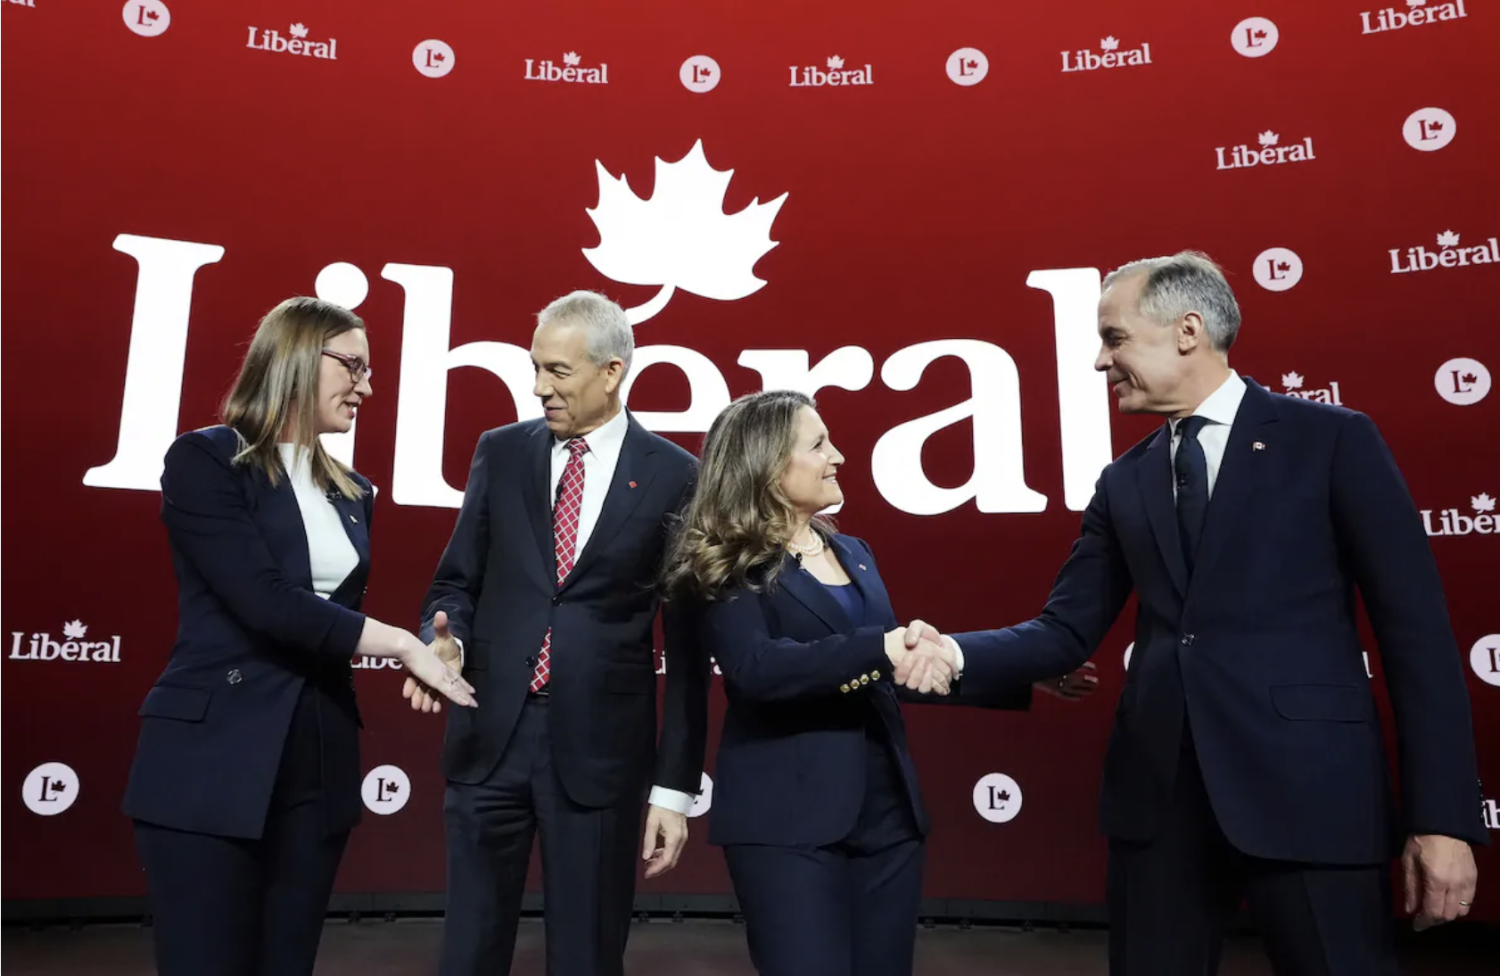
<box><xmin>550</xmin><ymin>405</ymin><xmax>630</xmax><ymax>557</ymax></box>
<box><xmin>1168</xmin><ymin>370</ymin><xmax>1248</xmax><ymax>500</ymax></box>
<box><xmin>278</xmin><ymin>444</ymin><xmax>359</xmax><ymax>599</ymax></box>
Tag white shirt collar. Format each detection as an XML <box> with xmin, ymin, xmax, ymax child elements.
<box><xmin>1173</xmin><ymin>369</ymin><xmax>1245</xmax><ymax>434</ymax></box>
<box><xmin>554</xmin><ymin>404</ymin><xmax>629</xmax><ymax>456</ymax></box>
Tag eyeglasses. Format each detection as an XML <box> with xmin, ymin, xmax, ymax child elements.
<box><xmin>322</xmin><ymin>349</ymin><xmax>371</xmax><ymax>382</ymax></box>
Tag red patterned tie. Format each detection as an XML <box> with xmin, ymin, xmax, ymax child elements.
<box><xmin>531</xmin><ymin>437</ymin><xmax>589</xmax><ymax>693</ymax></box>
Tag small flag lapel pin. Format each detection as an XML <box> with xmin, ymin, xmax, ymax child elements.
<box><xmin>629</xmin><ymin>480</ymin><xmax>637</xmax><ymax>488</ymax></box>
<box><xmin>1252</xmin><ymin>441</ymin><xmax>1266</xmax><ymax>451</ymax></box>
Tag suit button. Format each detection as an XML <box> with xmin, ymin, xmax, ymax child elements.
<box><xmin>859</xmin><ymin>675</ymin><xmax>870</xmax><ymax>685</ymax></box>
<box><xmin>551</xmin><ymin>595</ymin><xmax>561</xmax><ymax>606</ymax></box>
<box><xmin>525</xmin><ymin>656</ymin><xmax>537</xmax><ymax>668</ymax></box>
<box><xmin>871</xmin><ymin>670</ymin><xmax>881</xmax><ymax>681</ymax></box>
<box><xmin>1181</xmin><ymin>634</ymin><xmax>1195</xmax><ymax>646</ymax></box>
<box><xmin>840</xmin><ymin>683</ymin><xmax>851</xmax><ymax>693</ymax></box>
<box><xmin>227</xmin><ymin>669</ymin><xmax>243</xmax><ymax>685</ymax></box>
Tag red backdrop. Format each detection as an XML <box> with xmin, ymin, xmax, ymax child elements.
<box><xmin>4</xmin><ymin>0</ymin><xmax>1498</xmax><ymax>920</ymax></box>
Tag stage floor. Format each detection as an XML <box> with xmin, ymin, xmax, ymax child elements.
<box><xmin>3</xmin><ymin>917</ymin><xmax>1495</xmax><ymax>975</ymax></box>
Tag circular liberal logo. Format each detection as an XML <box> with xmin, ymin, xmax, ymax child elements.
<box><xmin>680</xmin><ymin>55</ymin><xmax>721</xmax><ymax>94</ymax></box>
<box><xmin>361</xmin><ymin>764</ymin><xmax>411</xmax><ymax>815</ymax></box>
<box><xmin>688</xmin><ymin>771</ymin><xmax>714</xmax><ymax>818</ymax></box>
<box><xmin>972</xmin><ymin>772</ymin><xmax>1023</xmax><ymax>824</ymax></box>
<box><xmin>946</xmin><ymin>48</ymin><xmax>989</xmax><ymax>87</ymax></box>
<box><xmin>1403</xmin><ymin>108</ymin><xmax>1456</xmax><ymax>152</ymax></box>
<box><xmin>1252</xmin><ymin>247</ymin><xmax>1303</xmax><ymax>292</ymax></box>
<box><xmin>24</xmin><ymin>763</ymin><xmax>80</xmax><ymax>816</ymax></box>
<box><xmin>413</xmin><ymin>40</ymin><xmax>456</xmax><ymax>79</ymax></box>
<box><xmin>315</xmin><ymin>262</ymin><xmax>370</xmax><ymax>310</ymax></box>
<box><xmin>122</xmin><ymin>1</ymin><xmax>170</xmax><ymax>37</ymax></box>
<box><xmin>1471</xmin><ymin>635</ymin><xmax>1500</xmax><ymax>688</ymax></box>
<box><xmin>1231</xmin><ymin>17</ymin><xmax>1279</xmax><ymax>58</ymax></box>
<box><xmin>1434</xmin><ymin>357</ymin><xmax>1491</xmax><ymax>406</ymax></box>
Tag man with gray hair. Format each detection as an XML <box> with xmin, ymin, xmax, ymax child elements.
<box><xmin>920</xmin><ymin>251</ymin><xmax>1485</xmax><ymax>973</ymax></box>
<box><xmin>405</xmin><ymin>290</ymin><xmax>710</xmax><ymax>976</ymax></box>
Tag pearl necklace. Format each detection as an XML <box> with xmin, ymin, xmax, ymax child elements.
<box><xmin>787</xmin><ymin>533</ymin><xmax>825</xmax><ymax>558</ymax></box>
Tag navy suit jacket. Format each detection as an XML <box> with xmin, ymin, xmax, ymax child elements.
<box><xmin>953</xmin><ymin>378</ymin><xmax>1487</xmax><ymax>863</ymax></box>
<box><xmin>122</xmin><ymin>426</ymin><xmax>373</xmax><ymax>840</ymax></box>
<box><xmin>420</xmin><ymin>411</ymin><xmax>710</xmax><ymax>809</ymax></box>
<box><xmin>699</xmin><ymin>533</ymin><xmax>1031</xmax><ymax>848</ymax></box>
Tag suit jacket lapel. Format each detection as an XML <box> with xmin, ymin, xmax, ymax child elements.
<box><xmin>829</xmin><ymin>535</ymin><xmax>896</xmax><ymax>628</ymax></box>
<box><xmin>777</xmin><ymin>550</ymin><xmax>853</xmax><ymax>634</ymax></box>
<box><xmin>524</xmin><ymin>424</ymin><xmax>558</xmax><ymax>585</ymax></box>
<box><xmin>326</xmin><ymin>491</ymin><xmax>370</xmax><ymax>606</ymax></box>
<box><xmin>1188</xmin><ymin>379</ymin><xmax>1278</xmax><ymax>599</ymax></box>
<box><xmin>1137</xmin><ymin>426</ymin><xmax>1190</xmax><ymax>599</ymax></box>
<box><xmin>559</xmin><ymin>412</ymin><xmax>657</xmax><ymax>591</ymax></box>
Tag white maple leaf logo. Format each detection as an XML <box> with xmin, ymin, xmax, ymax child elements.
<box><xmin>1100</xmin><ymin>36</ymin><xmax>1120</xmax><ymax>51</ymax></box>
<box><xmin>1473</xmin><ymin>493</ymin><xmax>1496</xmax><ymax>513</ymax></box>
<box><xmin>289</xmin><ymin>23</ymin><xmax>309</xmax><ymax>39</ymax></box>
<box><xmin>63</xmin><ymin>620</ymin><xmax>88</xmax><ymax>639</ymax></box>
<box><xmin>1281</xmin><ymin>371</ymin><xmax>1304</xmax><ymax>390</ymax></box>
<box><xmin>1258</xmin><ymin>130</ymin><xmax>1279</xmax><ymax>147</ymax></box>
<box><xmin>1437</xmin><ymin>230</ymin><xmax>1460</xmax><ymax>247</ymax></box>
<box><xmin>827</xmin><ymin>55</ymin><xmax>845</xmax><ymax>70</ymax></box>
<box><xmin>583</xmin><ymin>140</ymin><xmax>789</xmax><ymax>324</ymax></box>
<box><xmin>563</xmin><ymin>51</ymin><xmax>581</xmax><ymax>66</ymax></box>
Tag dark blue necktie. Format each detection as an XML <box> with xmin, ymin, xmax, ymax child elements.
<box><xmin>1174</xmin><ymin>416</ymin><xmax>1210</xmax><ymax>575</ymax></box>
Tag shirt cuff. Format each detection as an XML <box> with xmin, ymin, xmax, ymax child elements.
<box><xmin>648</xmin><ymin>786</ymin><xmax>695</xmax><ymax>816</ymax></box>
<box><xmin>453</xmin><ymin>635</ymin><xmax>464</xmax><ymax>669</ymax></box>
<box><xmin>942</xmin><ymin>635</ymin><xmax>964</xmax><ymax>675</ymax></box>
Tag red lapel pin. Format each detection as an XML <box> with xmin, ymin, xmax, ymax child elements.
<box><xmin>629</xmin><ymin>481</ymin><xmax>637</xmax><ymax>488</ymax></box>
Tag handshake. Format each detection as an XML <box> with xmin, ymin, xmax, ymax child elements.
<box><xmin>882</xmin><ymin>619</ymin><xmax>960</xmax><ymax>696</ymax></box>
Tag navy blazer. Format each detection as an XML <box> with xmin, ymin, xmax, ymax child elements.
<box><xmin>699</xmin><ymin>533</ymin><xmax>1030</xmax><ymax>848</ymax></box>
<box><xmin>952</xmin><ymin>378</ymin><xmax>1487</xmax><ymax>863</ymax></box>
<box><xmin>122</xmin><ymin>426</ymin><xmax>373</xmax><ymax>840</ymax></box>
<box><xmin>421</xmin><ymin>412</ymin><xmax>710</xmax><ymax>809</ymax></box>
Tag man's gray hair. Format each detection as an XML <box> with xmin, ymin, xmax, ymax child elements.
<box><xmin>1102</xmin><ymin>251</ymin><xmax>1242</xmax><ymax>353</ymax></box>
<box><xmin>537</xmin><ymin>290</ymin><xmax>635</xmax><ymax>374</ymax></box>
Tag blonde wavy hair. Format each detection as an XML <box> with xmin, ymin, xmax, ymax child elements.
<box><xmin>221</xmin><ymin>296</ymin><xmax>365</xmax><ymax>499</ymax></box>
<box><xmin>661</xmin><ymin>390</ymin><xmax>834</xmax><ymax>601</ymax></box>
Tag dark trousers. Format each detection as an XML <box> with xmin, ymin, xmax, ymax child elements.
<box><xmin>441</xmin><ymin>695</ymin><xmax>645</xmax><ymax>976</ymax></box>
<box><xmin>1107</xmin><ymin>721</ymin><xmax>1399</xmax><ymax>976</ymax></box>
<box><xmin>134</xmin><ymin>694</ymin><xmax>349</xmax><ymax>976</ymax></box>
<box><xmin>723</xmin><ymin>731</ymin><xmax>925</xmax><ymax>976</ymax></box>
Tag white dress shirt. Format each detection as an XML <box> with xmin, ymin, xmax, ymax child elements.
<box><xmin>945</xmin><ymin>370</ymin><xmax>1248</xmax><ymax>680</ymax></box>
<box><xmin>1168</xmin><ymin>370</ymin><xmax>1247</xmax><ymax>500</ymax></box>
<box><xmin>278</xmin><ymin>444</ymin><xmax>358</xmax><ymax>599</ymax></box>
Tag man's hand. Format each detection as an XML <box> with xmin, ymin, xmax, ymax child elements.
<box><xmin>1403</xmin><ymin>834</ymin><xmax>1477</xmax><ymax>930</ymax></box>
<box><xmin>401</xmin><ymin>610</ymin><xmax>463</xmax><ymax>713</ymax></box>
<box><xmin>1035</xmin><ymin>662</ymin><xmax>1100</xmax><ymax>700</ymax></box>
<box><xmin>641</xmin><ymin>804</ymin><xmax>688</xmax><ymax>879</ymax></box>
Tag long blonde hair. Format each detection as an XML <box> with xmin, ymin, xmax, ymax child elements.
<box><xmin>661</xmin><ymin>390</ymin><xmax>834</xmax><ymax>601</ymax></box>
<box><xmin>221</xmin><ymin>296</ymin><xmax>365</xmax><ymax>499</ymax></box>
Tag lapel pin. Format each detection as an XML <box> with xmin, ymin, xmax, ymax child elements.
<box><xmin>350</xmin><ymin>514</ymin><xmax>358</xmax><ymax>522</ymax></box>
<box><xmin>629</xmin><ymin>481</ymin><xmax>637</xmax><ymax>488</ymax></box>
<box><xmin>1252</xmin><ymin>441</ymin><xmax>1265</xmax><ymax>451</ymax></box>
<box><xmin>858</xmin><ymin>564</ymin><xmax>867</xmax><ymax>571</ymax></box>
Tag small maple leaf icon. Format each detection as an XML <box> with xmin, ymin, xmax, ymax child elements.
<box><xmin>63</xmin><ymin>620</ymin><xmax>88</xmax><ymax>639</ymax></box>
<box><xmin>1253</xmin><ymin>29</ymin><xmax>1267</xmax><ymax>39</ymax></box>
<box><xmin>966</xmin><ymin>59</ymin><xmax>978</xmax><ymax>69</ymax></box>
<box><xmin>386</xmin><ymin>783</ymin><xmax>402</xmax><ymax>795</ymax></box>
<box><xmin>1100</xmin><ymin>36</ymin><xmax>1120</xmax><ymax>51</ymax></box>
<box><xmin>827</xmin><ymin>55</ymin><xmax>845</xmax><ymax>69</ymax></box>
<box><xmin>562</xmin><ymin>51</ymin><xmax>581</xmax><ymax>66</ymax></box>
<box><xmin>1461</xmin><ymin>372</ymin><xmax>1478</xmax><ymax>385</ymax></box>
<box><xmin>1276</xmin><ymin>261</ymin><xmax>1292</xmax><ymax>272</ymax></box>
<box><xmin>433</xmin><ymin>52</ymin><xmax>446</xmax><ymax>63</ymax></box>
<box><xmin>289</xmin><ymin>23</ymin><xmax>309</xmax><ymax>39</ymax></box>
<box><xmin>1258</xmin><ymin>130</ymin><xmax>1279</xmax><ymax>147</ymax></box>
<box><xmin>996</xmin><ymin>790</ymin><xmax>1011</xmax><ymax>803</ymax></box>
<box><xmin>1437</xmin><ymin>230</ymin><xmax>1460</xmax><ymax>247</ymax></box>
<box><xmin>583</xmin><ymin>140</ymin><xmax>789</xmax><ymax>324</ymax></box>
<box><xmin>1281</xmin><ymin>371</ymin><xmax>1304</xmax><ymax>390</ymax></box>
<box><xmin>1472</xmin><ymin>493</ymin><xmax>1495</xmax><ymax>513</ymax></box>
<box><xmin>1428</xmin><ymin>121</ymin><xmax>1444</xmax><ymax>131</ymax></box>
<box><xmin>50</xmin><ymin>780</ymin><xmax>68</xmax><ymax>794</ymax></box>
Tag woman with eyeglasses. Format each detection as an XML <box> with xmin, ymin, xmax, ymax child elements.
<box><xmin>122</xmin><ymin>296</ymin><xmax>477</xmax><ymax>976</ymax></box>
